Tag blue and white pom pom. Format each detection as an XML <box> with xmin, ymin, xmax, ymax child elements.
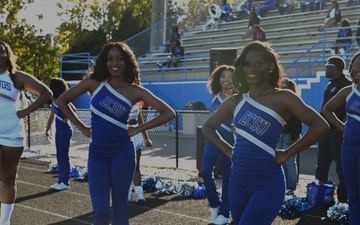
<box><xmin>48</xmin><ymin>162</ymin><xmax>59</xmax><ymax>173</ymax></box>
<box><xmin>77</xmin><ymin>168</ymin><xmax>88</xmax><ymax>180</ymax></box>
<box><xmin>142</xmin><ymin>176</ymin><xmax>159</xmax><ymax>192</ymax></box>
<box><xmin>70</xmin><ymin>166</ymin><xmax>81</xmax><ymax>178</ymax></box>
<box><xmin>327</xmin><ymin>202</ymin><xmax>349</xmax><ymax>224</ymax></box>
<box><xmin>193</xmin><ymin>185</ymin><xmax>206</xmax><ymax>199</ymax></box>
<box><xmin>280</xmin><ymin>197</ymin><xmax>310</xmax><ymax>217</ymax></box>
<box><xmin>176</xmin><ymin>181</ymin><xmax>199</xmax><ymax>197</ymax></box>
<box><xmin>155</xmin><ymin>179</ymin><xmax>178</xmax><ymax>195</ymax></box>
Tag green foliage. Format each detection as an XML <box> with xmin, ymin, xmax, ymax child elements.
<box><xmin>0</xmin><ymin>0</ymin><xmax>199</xmax><ymax>82</ymax></box>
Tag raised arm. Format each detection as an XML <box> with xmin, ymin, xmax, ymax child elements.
<box><xmin>322</xmin><ymin>85</ymin><xmax>352</xmax><ymax>132</ymax></box>
<box><xmin>202</xmin><ymin>95</ymin><xmax>237</xmax><ymax>157</ymax></box>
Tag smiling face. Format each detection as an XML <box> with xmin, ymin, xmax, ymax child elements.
<box><xmin>243</xmin><ymin>50</ymin><xmax>272</xmax><ymax>86</ymax></box>
<box><xmin>351</xmin><ymin>56</ymin><xmax>360</xmax><ymax>83</ymax></box>
<box><xmin>219</xmin><ymin>69</ymin><xmax>233</xmax><ymax>90</ymax></box>
<box><xmin>106</xmin><ymin>47</ymin><xmax>126</xmax><ymax>78</ymax></box>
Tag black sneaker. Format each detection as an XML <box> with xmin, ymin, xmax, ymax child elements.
<box><xmin>156</xmin><ymin>62</ymin><xmax>162</xmax><ymax>68</ymax></box>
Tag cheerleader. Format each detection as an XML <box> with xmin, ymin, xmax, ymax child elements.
<box><xmin>202</xmin><ymin>41</ymin><xmax>329</xmax><ymax>225</ymax></box>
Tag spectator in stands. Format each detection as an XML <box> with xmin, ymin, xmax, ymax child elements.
<box><xmin>347</xmin><ymin>0</ymin><xmax>359</xmax><ymax>6</ymax></box>
<box><xmin>242</xmin><ymin>11</ymin><xmax>260</xmax><ymax>39</ymax></box>
<box><xmin>233</xmin><ymin>0</ymin><xmax>255</xmax><ymax>20</ymax></box>
<box><xmin>169</xmin><ymin>25</ymin><xmax>181</xmax><ymax>53</ymax></box>
<box><xmin>315</xmin><ymin>56</ymin><xmax>351</xmax><ymax>204</ymax></box>
<box><xmin>278</xmin><ymin>78</ymin><xmax>302</xmax><ymax>196</ymax></box>
<box><xmin>278</xmin><ymin>0</ymin><xmax>295</xmax><ymax>15</ymax></box>
<box><xmin>157</xmin><ymin>39</ymin><xmax>185</xmax><ymax>69</ymax></box>
<box><xmin>252</xmin><ymin>24</ymin><xmax>267</xmax><ymax>42</ymax></box>
<box><xmin>330</xmin><ymin>18</ymin><xmax>352</xmax><ymax>56</ymax></box>
<box><xmin>256</xmin><ymin>0</ymin><xmax>276</xmax><ymax>19</ymax></box>
<box><xmin>318</xmin><ymin>0</ymin><xmax>341</xmax><ymax>32</ymax></box>
<box><xmin>300</xmin><ymin>0</ymin><xmax>316</xmax><ymax>12</ymax></box>
<box><xmin>220</xmin><ymin>0</ymin><xmax>233</xmax><ymax>23</ymax></box>
<box><xmin>356</xmin><ymin>17</ymin><xmax>360</xmax><ymax>50</ymax></box>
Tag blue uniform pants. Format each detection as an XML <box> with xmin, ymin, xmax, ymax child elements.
<box><xmin>229</xmin><ymin>165</ymin><xmax>285</xmax><ymax>225</ymax></box>
<box><xmin>55</xmin><ymin>127</ymin><xmax>72</xmax><ymax>185</ymax></box>
<box><xmin>201</xmin><ymin>130</ymin><xmax>233</xmax><ymax>218</ymax></box>
<box><xmin>88</xmin><ymin>144</ymin><xmax>136</xmax><ymax>225</ymax></box>
<box><xmin>341</xmin><ymin>142</ymin><xmax>360</xmax><ymax>225</ymax></box>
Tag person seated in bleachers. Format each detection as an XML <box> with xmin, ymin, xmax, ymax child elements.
<box><xmin>318</xmin><ymin>0</ymin><xmax>341</xmax><ymax>32</ymax></box>
<box><xmin>300</xmin><ymin>0</ymin><xmax>326</xmax><ymax>12</ymax></box>
<box><xmin>242</xmin><ymin>11</ymin><xmax>260</xmax><ymax>39</ymax></box>
<box><xmin>157</xmin><ymin>39</ymin><xmax>185</xmax><ymax>69</ymax></box>
<box><xmin>219</xmin><ymin>0</ymin><xmax>233</xmax><ymax>23</ymax></box>
<box><xmin>278</xmin><ymin>0</ymin><xmax>295</xmax><ymax>15</ymax></box>
<box><xmin>347</xmin><ymin>0</ymin><xmax>359</xmax><ymax>6</ymax></box>
<box><xmin>256</xmin><ymin>0</ymin><xmax>276</xmax><ymax>19</ymax></box>
<box><xmin>170</xmin><ymin>25</ymin><xmax>181</xmax><ymax>46</ymax></box>
<box><xmin>330</xmin><ymin>18</ymin><xmax>352</xmax><ymax>56</ymax></box>
<box><xmin>233</xmin><ymin>0</ymin><xmax>256</xmax><ymax>20</ymax></box>
<box><xmin>252</xmin><ymin>24</ymin><xmax>267</xmax><ymax>41</ymax></box>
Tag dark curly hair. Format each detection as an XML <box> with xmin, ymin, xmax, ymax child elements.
<box><xmin>49</xmin><ymin>78</ymin><xmax>69</xmax><ymax>99</ymax></box>
<box><xmin>233</xmin><ymin>41</ymin><xmax>283</xmax><ymax>93</ymax></box>
<box><xmin>348</xmin><ymin>51</ymin><xmax>360</xmax><ymax>84</ymax></box>
<box><xmin>90</xmin><ymin>42</ymin><xmax>141</xmax><ymax>85</ymax></box>
<box><xmin>207</xmin><ymin>65</ymin><xmax>235</xmax><ymax>94</ymax></box>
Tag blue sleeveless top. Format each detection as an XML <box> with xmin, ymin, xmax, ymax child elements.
<box><xmin>52</xmin><ymin>102</ymin><xmax>72</xmax><ymax>131</ymax></box>
<box><xmin>210</xmin><ymin>93</ymin><xmax>233</xmax><ymax>134</ymax></box>
<box><xmin>344</xmin><ymin>85</ymin><xmax>360</xmax><ymax>145</ymax></box>
<box><xmin>90</xmin><ymin>81</ymin><xmax>132</xmax><ymax>147</ymax></box>
<box><xmin>232</xmin><ymin>93</ymin><xmax>286</xmax><ymax>176</ymax></box>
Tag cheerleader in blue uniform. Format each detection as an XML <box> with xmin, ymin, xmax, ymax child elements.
<box><xmin>56</xmin><ymin>42</ymin><xmax>175</xmax><ymax>225</ymax></box>
<box><xmin>201</xmin><ymin>65</ymin><xmax>235</xmax><ymax>225</ymax></box>
<box><xmin>322</xmin><ymin>52</ymin><xmax>360</xmax><ymax>225</ymax></box>
<box><xmin>202</xmin><ymin>41</ymin><xmax>329</xmax><ymax>225</ymax></box>
<box><xmin>46</xmin><ymin>78</ymin><xmax>75</xmax><ymax>191</ymax></box>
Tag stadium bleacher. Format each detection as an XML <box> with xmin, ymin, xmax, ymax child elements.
<box><xmin>138</xmin><ymin>0</ymin><xmax>359</xmax><ymax>81</ymax></box>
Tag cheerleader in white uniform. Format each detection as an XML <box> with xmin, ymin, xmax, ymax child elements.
<box><xmin>0</xmin><ymin>41</ymin><xmax>52</xmax><ymax>224</ymax></box>
<box><xmin>128</xmin><ymin>102</ymin><xmax>152</xmax><ymax>203</ymax></box>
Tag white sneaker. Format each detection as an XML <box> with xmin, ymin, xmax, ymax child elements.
<box><xmin>134</xmin><ymin>186</ymin><xmax>145</xmax><ymax>203</ymax></box>
<box><xmin>210</xmin><ymin>206</ymin><xmax>220</xmax><ymax>221</ymax></box>
<box><xmin>50</xmin><ymin>182</ymin><xmax>70</xmax><ymax>191</ymax></box>
<box><xmin>211</xmin><ymin>214</ymin><xmax>229</xmax><ymax>225</ymax></box>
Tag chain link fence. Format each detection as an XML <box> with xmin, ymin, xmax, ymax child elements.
<box><xmin>25</xmin><ymin>108</ymin><xmax>339</xmax><ymax>183</ymax></box>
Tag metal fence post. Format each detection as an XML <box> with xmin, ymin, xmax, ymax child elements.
<box><xmin>175</xmin><ymin>111</ymin><xmax>179</xmax><ymax>168</ymax></box>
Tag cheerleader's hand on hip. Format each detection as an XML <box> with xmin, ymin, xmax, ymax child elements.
<box><xmin>79</xmin><ymin>126</ymin><xmax>91</xmax><ymax>138</ymax></box>
<box><xmin>275</xmin><ymin>149</ymin><xmax>290</xmax><ymax>165</ymax></box>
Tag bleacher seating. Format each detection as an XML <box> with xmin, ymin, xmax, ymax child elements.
<box><xmin>138</xmin><ymin>0</ymin><xmax>359</xmax><ymax>81</ymax></box>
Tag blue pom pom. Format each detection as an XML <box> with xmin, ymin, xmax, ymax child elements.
<box><xmin>193</xmin><ymin>185</ymin><xmax>206</xmax><ymax>199</ymax></box>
